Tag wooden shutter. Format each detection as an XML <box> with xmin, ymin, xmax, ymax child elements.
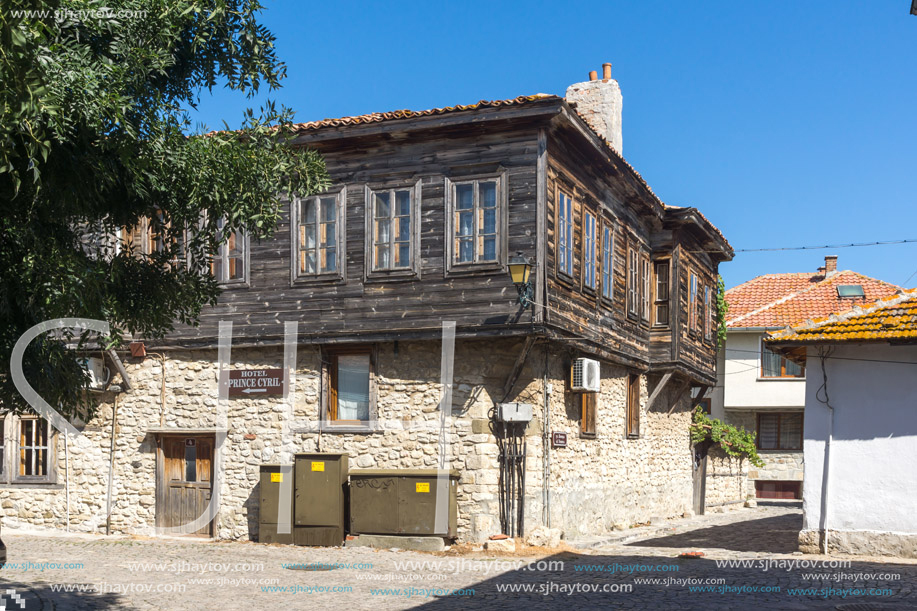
<box><xmin>581</xmin><ymin>393</ymin><xmax>597</xmax><ymax>437</ymax></box>
<box><xmin>626</xmin><ymin>374</ymin><xmax>640</xmax><ymax>438</ymax></box>
<box><xmin>328</xmin><ymin>356</ymin><xmax>338</xmax><ymax>421</ymax></box>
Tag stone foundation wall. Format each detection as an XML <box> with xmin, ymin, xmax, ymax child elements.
<box><xmin>723</xmin><ymin>409</ymin><xmax>804</xmax><ymax>497</ymax></box>
<box><xmin>799</xmin><ymin>529</ymin><xmax>917</xmax><ymax>559</ymax></box>
<box><xmin>0</xmin><ymin>338</ymin><xmax>697</xmax><ymax>543</ymax></box>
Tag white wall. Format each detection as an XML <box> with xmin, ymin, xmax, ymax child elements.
<box><xmin>802</xmin><ymin>344</ymin><xmax>917</xmax><ymax>535</ymax></box>
<box><xmin>720</xmin><ymin>331</ymin><xmax>806</xmax><ymax>411</ymax></box>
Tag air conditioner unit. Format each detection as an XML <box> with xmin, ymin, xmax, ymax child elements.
<box><xmin>571</xmin><ymin>358</ymin><xmax>601</xmax><ymax>393</ymax></box>
<box><xmin>79</xmin><ymin>357</ymin><xmax>111</xmax><ymax>391</ymax></box>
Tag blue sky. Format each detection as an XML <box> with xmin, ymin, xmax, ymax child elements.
<box><xmin>190</xmin><ymin>1</ymin><xmax>917</xmax><ymax>290</ymax></box>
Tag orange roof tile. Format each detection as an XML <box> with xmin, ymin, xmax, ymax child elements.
<box><xmin>726</xmin><ymin>270</ymin><xmax>900</xmax><ymax>329</ymax></box>
<box><xmin>767</xmin><ymin>289</ymin><xmax>917</xmax><ymax>344</ymax></box>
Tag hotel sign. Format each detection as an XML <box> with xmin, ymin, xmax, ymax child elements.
<box><xmin>226</xmin><ymin>369</ymin><xmax>285</xmax><ymax>397</ymax></box>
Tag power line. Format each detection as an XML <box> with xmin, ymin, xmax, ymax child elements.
<box><xmin>689</xmin><ymin>238</ymin><xmax>917</xmax><ymax>254</ymax></box>
<box><xmin>721</xmin><ymin>346</ymin><xmax>917</xmax><ymax>367</ymax></box>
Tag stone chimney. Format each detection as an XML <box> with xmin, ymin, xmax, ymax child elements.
<box><xmin>565</xmin><ymin>62</ymin><xmax>623</xmax><ymax>154</ymax></box>
<box><xmin>825</xmin><ymin>255</ymin><xmax>838</xmax><ymax>276</ymax></box>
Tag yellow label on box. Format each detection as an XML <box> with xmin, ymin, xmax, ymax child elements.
<box><xmin>416</xmin><ymin>482</ymin><xmax>430</xmax><ymax>493</ymax></box>
<box><xmin>311</xmin><ymin>462</ymin><xmax>325</xmax><ymax>472</ymax></box>
<box><xmin>270</xmin><ymin>472</ymin><xmax>283</xmax><ymax>483</ymax></box>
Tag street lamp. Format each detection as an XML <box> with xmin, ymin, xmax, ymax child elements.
<box><xmin>508</xmin><ymin>252</ymin><xmax>534</xmax><ymax>307</ymax></box>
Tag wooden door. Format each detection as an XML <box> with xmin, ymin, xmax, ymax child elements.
<box><xmin>692</xmin><ymin>442</ymin><xmax>708</xmax><ymax>516</ymax></box>
<box><xmin>156</xmin><ymin>435</ymin><xmax>214</xmax><ymax>536</ymax></box>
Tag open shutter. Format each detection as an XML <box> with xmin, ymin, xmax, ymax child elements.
<box><xmin>581</xmin><ymin>393</ymin><xmax>597</xmax><ymax>437</ymax></box>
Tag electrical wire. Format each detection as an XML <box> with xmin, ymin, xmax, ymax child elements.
<box><xmin>721</xmin><ymin>346</ymin><xmax>917</xmax><ymax>367</ymax></box>
<box><xmin>688</xmin><ymin>238</ymin><xmax>917</xmax><ymax>254</ymax></box>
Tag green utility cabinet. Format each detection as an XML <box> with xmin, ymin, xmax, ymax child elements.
<box><xmin>293</xmin><ymin>453</ymin><xmax>349</xmax><ymax>546</ymax></box>
<box><xmin>349</xmin><ymin>469</ymin><xmax>459</xmax><ymax>537</ymax></box>
<box><xmin>258</xmin><ymin>464</ymin><xmax>294</xmax><ymax>544</ymax></box>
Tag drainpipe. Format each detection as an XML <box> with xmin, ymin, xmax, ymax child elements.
<box><xmin>106</xmin><ymin>394</ymin><xmax>119</xmax><ymax>535</ymax></box>
<box><xmin>64</xmin><ymin>432</ymin><xmax>70</xmax><ymax>532</ymax></box>
<box><xmin>542</xmin><ymin>345</ymin><xmax>551</xmax><ymax>527</ymax></box>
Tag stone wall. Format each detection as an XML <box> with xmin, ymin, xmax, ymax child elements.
<box><xmin>0</xmin><ymin>338</ymin><xmax>698</xmax><ymax>543</ymax></box>
<box><xmin>703</xmin><ymin>446</ymin><xmax>748</xmax><ymax>511</ymax></box>
<box><xmin>722</xmin><ymin>409</ymin><xmax>803</xmax><ymax>497</ymax></box>
<box><xmin>799</xmin><ymin>529</ymin><xmax>917</xmax><ymax>559</ymax></box>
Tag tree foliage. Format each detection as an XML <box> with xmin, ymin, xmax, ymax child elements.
<box><xmin>716</xmin><ymin>274</ymin><xmax>729</xmax><ymax>348</ymax></box>
<box><xmin>0</xmin><ymin>0</ymin><xmax>330</xmax><ymax>418</ymax></box>
<box><xmin>690</xmin><ymin>406</ymin><xmax>764</xmax><ymax>468</ymax></box>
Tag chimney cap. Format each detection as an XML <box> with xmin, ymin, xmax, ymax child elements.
<box><xmin>588</xmin><ymin>70</ymin><xmax>598</xmax><ymax>81</ymax></box>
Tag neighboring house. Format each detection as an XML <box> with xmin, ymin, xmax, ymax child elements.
<box><xmin>709</xmin><ymin>256</ymin><xmax>899</xmax><ymax>501</ymax></box>
<box><xmin>1</xmin><ymin>66</ymin><xmax>734</xmax><ymax>542</ymax></box>
<box><xmin>767</xmin><ymin>289</ymin><xmax>917</xmax><ymax>557</ymax></box>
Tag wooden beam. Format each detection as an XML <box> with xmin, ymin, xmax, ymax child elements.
<box><xmin>666</xmin><ymin>378</ymin><xmax>692</xmax><ymax>414</ymax></box>
<box><xmin>645</xmin><ymin>371</ymin><xmax>674</xmax><ymax>413</ymax></box>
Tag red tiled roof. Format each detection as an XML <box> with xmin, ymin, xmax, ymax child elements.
<box><xmin>767</xmin><ymin>289</ymin><xmax>917</xmax><ymax>343</ymax></box>
<box><xmin>726</xmin><ymin>270</ymin><xmax>901</xmax><ymax>329</ymax></box>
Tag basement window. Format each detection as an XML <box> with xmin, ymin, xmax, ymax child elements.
<box><xmin>837</xmin><ymin>284</ymin><xmax>865</xmax><ymax>298</ymax></box>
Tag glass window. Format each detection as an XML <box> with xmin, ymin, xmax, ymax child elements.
<box><xmin>654</xmin><ymin>261</ymin><xmax>669</xmax><ymax>326</ymax></box>
<box><xmin>583</xmin><ymin>212</ymin><xmax>597</xmax><ymax>289</ymax></box>
<box><xmin>757</xmin><ymin>413</ymin><xmax>803</xmax><ymax>450</ymax></box>
<box><xmin>689</xmin><ymin>273</ymin><xmax>698</xmax><ymax>333</ymax></box>
<box><xmin>298</xmin><ymin>195</ymin><xmax>339</xmax><ymax>276</ymax></box>
<box><xmin>452</xmin><ymin>179</ymin><xmax>499</xmax><ymax>265</ymax></box>
<box><xmin>627</xmin><ymin>248</ymin><xmax>639</xmax><ymax>316</ymax></box>
<box><xmin>761</xmin><ymin>345</ymin><xmax>805</xmax><ymax>378</ymax></box>
<box><xmin>372</xmin><ymin>188</ymin><xmax>413</xmax><ymax>271</ymax></box>
<box><xmin>557</xmin><ymin>191</ymin><xmax>573</xmax><ymax>276</ymax></box>
<box><xmin>641</xmin><ymin>255</ymin><xmax>650</xmax><ymax>321</ymax></box>
<box><xmin>211</xmin><ymin>218</ymin><xmax>246</xmax><ymax>283</ymax></box>
<box><xmin>601</xmin><ymin>224</ymin><xmax>613</xmax><ymax>300</ymax></box>
<box><xmin>184</xmin><ymin>443</ymin><xmax>197</xmax><ymax>482</ymax></box>
<box><xmin>18</xmin><ymin>418</ymin><xmax>49</xmax><ymax>478</ymax></box>
<box><xmin>331</xmin><ymin>353</ymin><xmax>371</xmax><ymax>422</ymax></box>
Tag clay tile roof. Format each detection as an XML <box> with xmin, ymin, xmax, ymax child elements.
<box><xmin>289</xmin><ymin>94</ymin><xmax>558</xmax><ymax>132</ymax></box>
<box><xmin>766</xmin><ymin>289</ymin><xmax>917</xmax><ymax>344</ymax></box>
<box><xmin>725</xmin><ymin>270</ymin><xmax>901</xmax><ymax>329</ymax></box>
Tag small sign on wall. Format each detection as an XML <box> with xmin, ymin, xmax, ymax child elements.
<box><xmin>551</xmin><ymin>432</ymin><xmax>568</xmax><ymax>448</ymax></box>
<box><xmin>226</xmin><ymin>368</ymin><xmax>285</xmax><ymax>397</ymax></box>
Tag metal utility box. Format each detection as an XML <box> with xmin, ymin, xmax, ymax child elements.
<box><xmin>349</xmin><ymin>469</ymin><xmax>459</xmax><ymax>537</ymax></box>
<box><xmin>293</xmin><ymin>453</ymin><xmax>349</xmax><ymax>546</ymax></box>
<box><xmin>258</xmin><ymin>464</ymin><xmax>294</xmax><ymax>544</ymax></box>
<box><xmin>497</xmin><ymin>402</ymin><xmax>533</xmax><ymax>422</ymax></box>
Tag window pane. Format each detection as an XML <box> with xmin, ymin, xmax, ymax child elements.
<box><xmin>785</xmin><ymin>357</ymin><xmax>804</xmax><ymax>377</ymax></box>
<box><xmin>337</xmin><ymin>355</ymin><xmax>370</xmax><ymax>421</ymax></box>
<box><xmin>374</xmin><ymin>192</ymin><xmax>390</xmax><ymax>218</ymax></box>
<box><xmin>375</xmin><ymin>244</ymin><xmax>390</xmax><ymax>269</ymax></box>
<box><xmin>321</xmin><ymin>223</ymin><xmax>336</xmax><ymax>248</ymax></box>
<box><xmin>396</xmin><ymin>216</ymin><xmax>410</xmax><ymax>242</ymax></box>
<box><xmin>376</xmin><ymin>218</ymin><xmax>391</xmax><ymax>244</ymax></box>
<box><xmin>482</xmin><ymin>208</ymin><xmax>496</xmax><ymax>235</ymax></box>
<box><xmin>395</xmin><ymin>190</ymin><xmax>411</xmax><ymax>217</ymax></box>
<box><xmin>322</xmin><ymin>247</ymin><xmax>336</xmax><ymax>273</ymax></box>
<box><xmin>303</xmin><ymin>199</ymin><xmax>316</xmax><ymax>224</ymax></box>
<box><xmin>655</xmin><ymin>304</ymin><xmax>669</xmax><ymax>326</ymax></box>
<box><xmin>780</xmin><ymin>414</ymin><xmax>803</xmax><ymax>449</ymax></box>
<box><xmin>479</xmin><ymin>181</ymin><xmax>497</xmax><ymax>208</ymax></box>
<box><xmin>321</xmin><ymin>197</ymin><xmax>337</xmax><ymax>222</ymax></box>
<box><xmin>456</xmin><ymin>184</ymin><xmax>474</xmax><ymax>210</ymax></box>
<box><xmin>761</xmin><ymin>346</ymin><xmax>784</xmax><ymax>377</ymax></box>
<box><xmin>458</xmin><ymin>211</ymin><xmax>473</xmax><ymax>237</ymax></box>
<box><xmin>301</xmin><ymin>251</ymin><xmax>316</xmax><ymax>274</ymax></box>
<box><xmin>457</xmin><ymin>238</ymin><xmax>473</xmax><ymax>263</ymax></box>
<box><xmin>481</xmin><ymin>236</ymin><xmax>496</xmax><ymax>261</ymax></box>
<box><xmin>758</xmin><ymin>414</ymin><xmax>779</xmax><ymax>450</ymax></box>
<box><xmin>302</xmin><ymin>224</ymin><xmax>316</xmax><ymax>249</ymax></box>
<box><xmin>227</xmin><ymin>256</ymin><xmax>243</xmax><ymax>280</ymax></box>
<box><xmin>396</xmin><ymin>244</ymin><xmax>410</xmax><ymax>268</ymax></box>
<box><xmin>185</xmin><ymin>444</ymin><xmax>197</xmax><ymax>482</ymax></box>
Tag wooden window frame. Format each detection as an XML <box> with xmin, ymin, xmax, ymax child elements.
<box><xmin>364</xmin><ymin>181</ymin><xmax>422</xmax><ymax>281</ymax></box>
<box><xmin>627</xmin><ymin>245</ymin><xmax>639</xmax><ymax>318</ymax></box>
<box><xmin>580</xmin><ymin>393</ymin><xmax>597</xmax><ymax>438</ymax></box>
<box><xmin>626</xmin><ymin>373</ymin><xmax>640</xmax><ymax>438</ymax></box>
<box><xmin>292</xmin><ymin>187</ymin><xmax>347</xmax><ymax>285</ymax></box>
<box><xmin>444</xmin><ymin>173</ymin><xmax>507</xmax><ymax>275</ymax></box>
<box><xmin>582</xmin><ymin>210</ymin><xmax>597</xmax><ymax>292</ymax></box>
<box><xmin>640</xmin><ymin>253</ymin><xmax>651</xmax><ymax>323</ymax></box>
<box><xmin>0</xmin><ymin>415</ymin><xmax>58</xmax><ymax>485</ymax></box>
<box><xmin>756</xmin><ymin>412</ymin><xmax>804</xmax><ymax>451</ymax></box>
<box><xmin>688</xmin><ymin>272</ymin><xmax>699</xmax><ymax>336</ymax></box>
<box><xmin>653</xmin><ymin>259</ymin><xmax>670</xmax><ymax>327</ymax></box>
<box><xmin>760</xmin><ymin>343</ymin><xmax>806</xmax><ymax>379</ymax></box>
<box><xmin>704</xmin><ymin>285</ymin><xmax>713</xmax><ymax>341</ymax></box>
<box><xmin>600</xmin><ymin>221</ymin><xmax>614</xmax><ymax>304</ymax></box>
<box><xmin>321</xmin><ymin>346</ymin><xmax>378</xmax><ymax>433</ymax></box>
<box><xmin>210</xmin><ymin>218</ymin><xmax>249</xmax><ymax>287</ymax></box>
<box><xmin>555</xmin><ymin>188</ymin><xmax>575</xmax><ymax>280</ymax></box>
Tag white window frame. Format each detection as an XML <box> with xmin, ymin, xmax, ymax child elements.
<box><xmin>292</xmin><ymin>187</ymin><xmax>347</xmax><ymax>284</ymax></box>
<box><xmin>0</xmin><ymin>415</ymin><xmax>57</xmax><ymax>485</ymax></box>
<box><xmin>557</xmin><ymin>190</ymin><xmax>574</xmax><ymax>279</ymax></box>
<box><xmin>689</xmin><ymin>272</ymin><xmax>699</xmax><ymax>335</ymax></box>
<box><xmin>444</xmin><ymin>174</ymin><xmax>507</xmax><ymax>274</ymax></box>
<box><xmin>211</xmin><ymin>218</ymin><xmax>249</xmax><ymax>286</ymax></box>
<box><xmin>364</xmin><ymin>181</ymin><xmax>422</xmax><ymax>280</ymax></box>
<box><xmin>627</xmin><ymin>246</ymin><xmax>639</xmax><ymax>317</ymax></box>
<box><xmin>641</xmin><ymin>254</ymin><xmax>651</xmax><ymax>322</ymax></box>
<box><xmin>601</xmin><ymin>222</ymin><xmax>614</xmax><ymax>302</ymax></box>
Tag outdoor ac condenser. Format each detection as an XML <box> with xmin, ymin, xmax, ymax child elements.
<box><xmin>571</xmin><ymin>358</ymin><xmax>601</xmax><ymax>393</ymax></box>
<box><xmin>79</xmin><ymin>357</ymin><xmax>111</xmax><ymax>391</ymax></box>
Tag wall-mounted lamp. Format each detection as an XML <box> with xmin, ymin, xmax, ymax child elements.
<box><xmin>508</xmin><ymin>252</ymin><xmax>534</xmax><ymax>307</ymax></box>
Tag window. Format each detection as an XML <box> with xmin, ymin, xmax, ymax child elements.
<box><xmin>366</xmin><ymin>182</ymin><xmax>421</xmax><ymax>277</ymax></box>
<box><xmin>447</xmin><ymin>176</ymin><xmax>504</xmax><ymax>269</ymax></box>
<box><xmin>641</xmin><ymin>255</ymin><xmax>650</xmax><ymax>321</ymax></box>
<box><xmin>324</xmin><ymin>348</ymin><xmax>375</xmax><ymax>428</ymax></box>
<box><xmin>211</xmin><ymin>218</ymin><xmax>246</xmax><ymax>284</ymax></box>
<box><xmin>581</xmin><ymin>393</ymin><xmax>597</xmax><ymax>437</ymax></box>
<box><xmin>757</xmin><ymin>412</ymin><xmax>803</xmax><ymax>450</ymax></box>
<box><xmin>583</xmin><ymin>211</ymin><xmax>597</xmax><ymax>289</ymax></box>
<box><xmin>696</xmin><ymin>398</ymin><xmax>712</xmax><ymax>415</ymax></box>
<box><xmin>626</xmin><ymin>374</ymin><xmax>640</xmax><ymax>438</ymax></box>
<box><xmin>627</xmin><ymin>247</ymin><xmax>639</xmax><ymax>316</ymax></box>
<box><xmin>837</xmin><ymin>284</ymin><xmax>865</xmax><ymax>298</ymax></box>
<box><xmin>704</xmin><ymin>285</ymin><xmax>713</xmax><ymax>340</ymax></box>
<box><xmin>601</xmin><ymin>224</ymin><xmax>614</xmax><ymax>300</ymax></box>
<box><xmin>653</xmin><ymin>261</ymin><xmax>670</xmax><ymax>326</ymax></box>
<box><xmin>688</xmin><ymin>272</ymin><xmax>698</xmax><ymax>334</ymax></box>
<box><xmin>295</xmin><ymin>191</ymin><xmax>344</xmax><ymax>280</ymax></box>
<box><xmin>0</xmin><ymin>415</ymin><xmax>56</xmax><ymax>484</ymax></box>
<box><xmin>761</xmin><ymin>344</ymin><xmax>806</xmax><ymax>378</ymax></box>
<box><xmin>557</xmin><ymin>190</ymin><xmax>574</xmax><ymax>277</ymax></box>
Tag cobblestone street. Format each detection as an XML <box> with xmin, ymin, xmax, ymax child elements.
<box><xmin>1</xmin><ymin>503</ymin><xmax>915</xmax><ymax>610</ymax></box>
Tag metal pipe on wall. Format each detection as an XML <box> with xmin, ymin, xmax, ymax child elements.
<box><xmin>542</xmin><ymin>345</ymin><xmax>551</xmax><ymax>528</ymax></box>
<box><xmin>106</xmin><ymin>394</ymin><xmax>119</xmax><ymax>535</ymax></box>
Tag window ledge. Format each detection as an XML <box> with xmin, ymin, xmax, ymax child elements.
<box><xmin>364</xmin><ymin>270</ymin><xmax>419</xmax><ymax>283</ymax></box>
<box><xmin>756</xmin><ymin>377</ymin><xmax>806</xmax><ymax>382</ymax></box>
<box><xmin>446</xmin><ymin>262</ymin><xmax>505</xmax><ymax>277</ymax></box>
<box><xmin>291</xmin><ymin>273</ymin><xmax>345</xmax><ymax>287</ymax></box>
<box><xmin>217</xmin><ymin>281</ymin><xmax>250</xmax><ymax>290</ymax></box>
<box><xmin>319</xmin><ymin>424</ymin><xmax>384</xmax><ymax>435</ymax></box>
<box><xmin>0</xmin><ymin>483</ymin><xmax>62</xmax><ymax>489</ymax></box>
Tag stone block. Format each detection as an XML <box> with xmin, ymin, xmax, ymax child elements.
<box><xmin>484</xmin><ymin>538</ymin><xmax>516</xmax><ymax>552</ymax></box>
